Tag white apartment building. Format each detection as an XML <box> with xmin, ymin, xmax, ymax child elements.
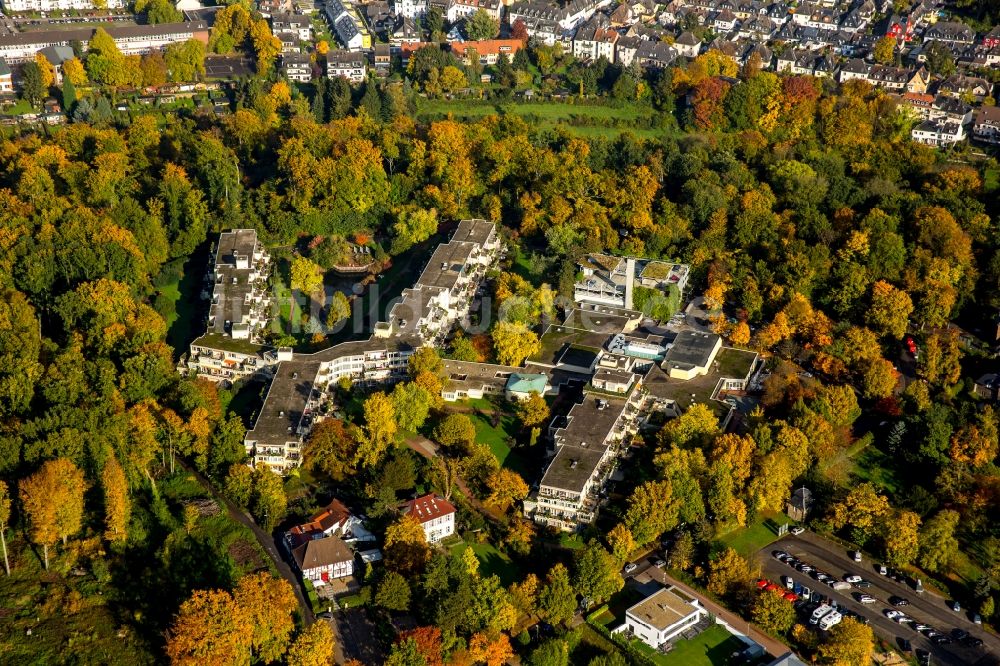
<box><xmin>394</xmin><ymin>0</ymin><xmax>428</xmax><ymax>18</ymax></box>
<box><xmin>376</xmin><ymin>219</ymin><xmax>501</xmax><ymax>344</ymax></box>
<box><xmin>525</xmin><ymin>393</ymin><xmax>640</xmax><ymax>531</ymax></box>
<box><xmin>182</xmin><ymin>229</ymin><xmax>274</xmax><ymax>385</ymax></box>
<box><xmin>911</xmin><ymin>119</ymin><xmax>966</xmax><ymax>147</ymax></box>
<box><xmin>2</xmin><ymin>0</ymin><xmax>124</xmax><ymax>11</ymax></box>
<box><xmin>327</xmin><ymin>50</ymin><xmax>367</xmax><ymax>82</ymax></box>
<box><xmin>446</xmin><ymin>0</ymin><xmax>501</xmax><ymax>22</ymax></box>
<box><xmin>404</xmin><ymin>494</ymin><xmax>456</xmax><ymax>542</ymax></box>
<box><xmin>0</xmin><ymin>22</ymin><xmax>209</xmax><ymax>63</ymax></box>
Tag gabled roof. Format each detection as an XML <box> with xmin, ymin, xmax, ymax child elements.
<box><xmin>405</xmin><ymin>494</ymin><xmax>456</xmax><ymax>523</ymax></box>
<box><xmin>292</xmin><ymin>534</ymin><xmax>354</xmax><ymax>570</ymax></box>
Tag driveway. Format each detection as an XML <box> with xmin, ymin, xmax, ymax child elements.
<box><xmin>759</xmin><ymin>533</ymin><xmax>999</xmax><ymax>665</ymax></box>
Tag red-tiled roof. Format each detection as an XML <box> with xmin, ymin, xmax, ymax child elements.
<box><xmin>286</xmin><ymin>498</ymin><xmax>352</xmax><ymax>546</ymax></box>
<box><xmin>405</xmin><ymin>494</ymin><xmax>456</xmax><ymax>523</ymax></box>
<box><xmin>450</xmin><ymin>39</ymin><xmax>525</xmax><ymax>58</ymax></box>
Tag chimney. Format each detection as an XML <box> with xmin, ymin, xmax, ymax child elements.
<box><xmin>624</xmin><ymin>257</ymin><xmax>636</xmax><ymax>310</ymax></box>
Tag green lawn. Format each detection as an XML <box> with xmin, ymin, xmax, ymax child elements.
<box><xmin>716</xmin><ymin>511</ymin><xmax>794</xmax><ymax>558</ymax></box>
<box><xmin>450</xmin><ymin>542</ymin><xmax>520</xmax><ymax>586</ymax></box>
<box><xmin>847</xmin><ymin>444</ymin><xmax>905</xmax><ymax>496</ymax></box>
<box><xmin>631</xmin><ymin>625</ymin><xmax>747</xmax><ymax>666</ymax></box>
<box><xmin>455</xmin><ymin>400</ymin><xmax>531</xmax><ymax>477</ymax></box>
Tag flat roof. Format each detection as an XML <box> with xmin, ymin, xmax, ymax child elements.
<box><xmin>555</xmin><ymin>394</ymin><xmax>627</xmax><ymax>451</ymax></box>
<box><xmin>417</xmin><ymin>241</ymin><xmax>477</xmax><ymax>291</ymax></box>
<box><xmin>539</xmin><ymin>444</ymin><xmax>607</xmax><ymax>494</ymax></box>
<box><xmin>451</xmin><ymin>219</ymin><xmax>495</xmax><ymax>245</ymax></box>
<box><xmin>557</xmin><ymin>344</ymin><xmax>600</xmax><ymax>369</ymax></box>
<box><xmin>441</xmin><ymin>358</ymin><xmax>518</xmax><ymax>392</ymax></box>
<box><xmin>664</xmin><ymin>330</ymin><xmax>719</xmax><ymax>370</ymax></box>
<box><xmin>246</xmin><ymin>360</ymin><xmax>320</xmax><ymax>446</ymax></box>
<box><xmin>532</xmin><ymin>325</ymin><xmax>611</xmax><ymax>366</ymax></box>
<box><xmin>208</xmin><ymin>229</ymin><xmax>264</xmax><ymax>337</ymax></box>
<box><xmin>562</xmin><ymin>306</ymin><xmax>639</xmax><ymax>335</ymax></box>
<box><xmin>0</xmin><ymin>21</ymin><xmax>207</xmax><ymax>47</ymax></box>
<box><xmin>626</xmin><ymin>586</ymin><xmax>699</xmax><ymax>631</ymax></box>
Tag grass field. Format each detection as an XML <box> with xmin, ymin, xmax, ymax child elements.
<box><xmin>451</xmin><ymin>542</ymin><xmax>520</xmax><ymax>586</ymax></box>
<box><xmin>454</xmin><ymin>399</ymin><xmax>532</xmax><ymax>477</ymax></box>
<box><xmin>414</xmin><ymin>99</ymin><xmax>670</xmax><ymax>139</ymax></box>
<box><xmin>716</xmin><ymin>511</ymin><xmax>794</xmax><ymax>558</ymax></box>
<box><xmin>631</xmin><ymin>625</ymin><xmax>747</xmax><ymax>666</ymax></box>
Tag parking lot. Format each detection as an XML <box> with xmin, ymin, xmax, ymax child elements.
<box><xmin>759</xmin><ymin>532</ymin><xmax>1000</xmax><ymax>666</ymax></box>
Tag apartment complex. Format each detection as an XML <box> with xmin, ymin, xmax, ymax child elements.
<box><xmin>2</xmin><ymin>0</ymin><xmax>124</xmax><ymax>11</ymax></box>
<box><xmin>0</xmin><ymin>21</ymin><xmax>209</xmax><ymax>63</ymax></box>
<box><xmin>243</xmin><ymin>220</ymin><xmax>500</xmax><ymax>473</ymax></box>
<box><xmin>182</xmin><ymin>230</ymin><xmax>275</xmax><ymax>386</ymax></box>
<box><xmin>525</xmin><ymin>393</ymin><xmax>640</xmax><ymax>531</ymax></box>
<box><xmin>574</xmin><ymin>254</ymin><xmax>690</xmax><ymax>310</ymax></box>
<box><xmin>375</xmin><ymin>219</ymin><xmax>501</xmax><ymax>344</ymax></box>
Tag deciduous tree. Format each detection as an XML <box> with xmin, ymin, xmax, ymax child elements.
<box><xmin>376</xmin><ymin>571</ymin><xmax>412</xmax><ymax>611</ymax></box>
<box><xmin>538</xmin><ymin>563</ymin><xmax>576</xmax><ymax>625</ymax></box>
<box><xmin>751</xmin><ymin>590</ymin><xmax>796</xmax><ymax>634</ymax></box>
<box><xmin>919</xmin><ymin>509</ymin><xmax>960</xmax><ymax>573</ymax></box>
<box><xmin>0</xmin><ymin>481</ymin><xmax>9</xmax><ymax>575</ymax></box>
<box><xmin>492</xmin><ymin>321</ymin><xmax>540</xmax><ymax>366</ymax></box>
<box><xmin>884</xmin><ymin>510</ymin><xmax>921</xmax><ymax>568</ymax></box>
<box><xmin>250</xmin><ymin>466</ymin><xmax>287</xmax><ymax>531</ymax></box>
<box><xmin>817</xmin><ymin>617</ymin><xmax>874</xmax><ymax>665</ymax></box>
<box><xmin>517</xmin><ymin>393</ymin><xmax>550</xmax><ymax>427</ymax></box>
<box><xmin>466</xmin><ymin>9</ymin><xmax>499</xmax><ymax>40</ymax></box>
<box><xmin>359</xmin><ymin>392</ymin><xmax>397</xmax><ymax>467</ymax></box>
<box><xmin>166</xmin><ymin>588</ymin><xmax>252</xmax><ymax>666</ymax></box>
<box><xmin>391</xmin><ymin>382</ymin><xmax>432</xmax><ymax>432</ymax></box>
<box><xmin>101</xmin><ymin>457</ymin><xmax>130</xmax><ymax>543</ymax></box>
<box><xmin>384</xmin><ymin>514</ymin><xmax>431</xmax><ymax>575</ymax></box>
<box><xmin>432</xmin><ymin>413</ymin><xmax>476</xmax><ymax>452</ymax></box>
<box><xmin>485</xmin><ymin>468</ymin><xmax>529</xmax><ymax>510</ymax></box>
<box><xmin>233</xmin><ymin>573</ymin><xmax>297</xmax><ymax>662</ymax></box>
<box><xmin>20</xmin><ymin>458</ymin><xmax>86</xmax><ymax>568</ymax></box>
<box><xmin>866</xmin><ymin>281</ymin><xmax>913</xmax><ymax>340</ymax></box>
<box><xmin>287</xmin><ymin>622</ymin><xmax>336</xmax><ymax>666</ymax></box>
<box><xmin>606</xmin><ymin>523</ymin><xmax>635</xmax><ymax>563</ymax></box>
<box><xmin>706</xmin><ymin>547</ymin><xmax>756</xmax><ymax>600</ymax></box>
<box><xmin>290</xmin><ymin>256</ymin><xmax>324</xmax><ymax>295</ymax></box>
<box><xmin>573</xmin><ymin>542</ymin><xmax>624</xmax><ymax>606</ymax></box>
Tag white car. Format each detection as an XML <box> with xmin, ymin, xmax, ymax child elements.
<box><xmin>791</xmin><ymin>526</ymin><xmax>805</xmax><ymax>535</ymax></box>
<box><xmin>845</xmin><ymin>575</ymin><xmax>863</xmax><ymax>584</ymax></box>
<box><xmin>623</xmin><ymin>563</ymin><xmax>637</xmax><ymax>574</ymax></box>
<box><xmin>859</xmin><ymin>595</ymin><xmax>876</xmax><ymax>604</ymax></box>
<box><xmin>885</xmin><ymin>610</ymin><xmax>902</xmax><ymax>620</ymax></box>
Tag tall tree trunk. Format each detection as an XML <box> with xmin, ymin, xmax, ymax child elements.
<box><xmin>43</xmin><ymin>544</ymin><xmax>48</xmax><ymax>570</ymax></box>
<box><xmin>1</xmin><ymin>529</ymin><xmax>9</xmax><ymax>575</ymax></box>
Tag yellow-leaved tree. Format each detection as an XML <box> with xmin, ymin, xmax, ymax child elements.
<box><xmin>19</xmin><ymin>458</ymin><xmax>86</xmax><ymax>569</ymax></box>
<box><xmin>101</xmin><ymin>457</ymin><xmax>130</xmax><ymax>543</ymax></box>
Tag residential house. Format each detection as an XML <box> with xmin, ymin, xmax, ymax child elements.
<box><xmin>615</xmin><ymin>35</ymin><xmax>643</xmax><ymax>67</ymax></box>
<box><xmin>615</xmin><ymin>586</ymin><xmax>706</xmax><ymax>649</ymax></box>
<box><xmin>395</xmin><ymin>0</ymin><xmax>428</xmax><ymax>18</ymax></box>
<box><xmin>37</xmin><ymin>45</ymin><xmax>74</xmax><ymax>85</ymax></box>
<box><xmin>634</xmin><ymin>40</ymin><xmax>676</xmax><ymax>69</ymax></box>
<box><xmin>911</xmin><ymin>119</ymin><xmax>966</xmax><ymax>147</ymax></box>
<box><xmin>449</xmin><ymin>39</ymin><xmax>524</xmax><ymax>65</ymax></box>
<box><xmin>390</xmin><ymin>15</ymin><xmax>422</xmax><ymax>46</ymax></box>
<box><xmin>404</xmin><ymin>494</ymin><xmax>456</xmax><ymax>542</ymax></box>
<box><xmin>327</xmin><ymin>50</ymin><xmax>367</xmax><ymax>82</ymax></box>
<box><xmin>937</xmin><ymin>74</ymin><xmax>992</xmax><ymax>101</ymax></box>
<box><xmin>867</xmin><ymin>65</ymin><xmax>913</xmax><ymax>92</ymax></box>
<box><xmin>446</xmin><ymin>0</ymin><xmax>501</xmax><ymax>22</ymax></box>
<box><xmin>572</xmin><ymin>22</ymin><xmax>618</xmax><ymax>62</ymax></box>
<box><xmin>673</xmin><ymin>30</ymin><xmax>701</xmax><ymax>58</ymax></box>
<box><xmin>787</xmin><ymin>487</ymin><xmax>814</xmax><ymax>521</ymax></box>
<box><xmin>0</xmin><ymin>59</ymin><xmax>11</xmax><ymax>94</ymax></box>
<box><xmin>373</xmin><ymin>43</ymin><xmax>392</xmax><ymax>72</ymax></box>
<box><xmin>290</xmin><ymin>534</ymin><xmax>355</xmax><ymax>586</ymax></box>
<box><xmin>272</xmin><ymin>13</ymin><xmax>313</xmax><ymax>42</ymax></box>
<box><xmin>973</xmin><ymin>106</ymin><xmax>1000</xmax><ymax>144</ymax></box>
<box><xmin>924</xmin><ymin>20</ymin><xmax>975</xmax><ymax>46</ymax></box>
<box><xmin>883</xmin><ymin>14</ymin><xmax>914</xmax><ymax>42</ymax></box>
<box><xmin>983</xmin><ymin>26</ymin><xmax>1000</xmax><ymax>50</ymax></box>
<box><xmin>837</xmin><ymin>57</ymin><xmax>869</xmax><ymax>83</ymax></box>
<box><xmin>282</xmin><ymin>53</ymin><xmax>312</xmax><ymax>82</ymax></box>
<box><xmin>712</xmin><ymin>8</ymin><xmax>738</xmax><ymax>34</ymax></box>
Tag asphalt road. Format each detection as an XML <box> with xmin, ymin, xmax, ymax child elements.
<box><xmin>758</xmin><ymin>533</ymin><xmax>1000</xmax><ymax>666</ymax></box>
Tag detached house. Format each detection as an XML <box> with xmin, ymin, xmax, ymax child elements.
<box><xmin>291</xmin><ymin>534</ymin><xmax>355</xmax><ymax>586</ymax></box>
<box><xmin>404</xmin><ymin>494</ymin><xmax>456</xmax><ymax>543</ymax></box>
<box><xmin>573</xmin><ymin>22</ymin><xmax>619</xmax><ymax>62</ymax></box>
<box><xmin>673</xmin><ymin>30</ymin><xmax>701</xmax><ymax>58</ymax></box>
<box><xmin>911</xmin><ymin>119</ymin><xmax>966</xmax><ymax>147</ymax></box>
<box><xmin>937</xmin><ymin>74</ymin><xmax>992</xmax><ymax>102</ymax></box>
<box><xmin>973</xmin><ymin>106</ymin><xmax>1000</xmax><ymax>144</ymax></box>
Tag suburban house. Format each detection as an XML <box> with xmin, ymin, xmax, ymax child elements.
<box><xmin>404</xmin><ymin>494</ymin><xmax>456</xmax><ymax>542</ymax></box>
<box><xmin>284</xmin><ymin>498</ymin><xmax>376</xmax><ymax>552</ymax></box>
<box><xmin>327</xmin><ymin>50</ymin><xmax>367</xmax><ymax>82</ymax></box>
<box><xmin>673</xmin><ymin>30</ymin><xmax>702</xmax><ymax>58</ymax></box>
<box><xmin>973</xmin><ymin>106</ymin><xmax>1000</xmax><ymax>144</ymax></box>
<box><xmin>449</xmin><ymin>39</ymin><xmax>524</xmax><ymax>66</ymax></box>
<box><xmin>0</xmin><ymin>59</ymin><xmax>12</xmax><ymax>94</ymax></box>
<box><xmin>282</xmin><ymin>53</ymin><xmax>312</xmax><ymax>82</ymax></box>
<box><xmin>290</xmin><ymin>534</ymin><xmax>355</xmax><ymax>586</ymax></box>
<box><xmin>615</xmin><ymin>586</ymin><xmax>706</xmax><ymax>649</ymax></box>
<box><xmin>911</xmin><ymin>119</ymin><xmax>966</xmax><ymax>147</ymax></box>
<box><xmin>572</xmin><ymin>22</ymin><xmax>619</xmax><ymax>62</ymax></box>
<box><xmin>272</xmin><ymin>13</ymin><xmax>313</xmax><ymax>42</ymax></box>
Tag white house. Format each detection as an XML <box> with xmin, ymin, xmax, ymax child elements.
<box><xmin>404</xmin><ymin>494</ymin><xmax>456</xmax><ymax>543</ymax></box>
<box><xmin>618</xmin><ymin>586</ymin><xmax>706</xmax><ymax>649</ymax></box>
<box><xmin>911</xmin><ymin>119</ymin><xmax>966</xmax><ymax>147</ymax></box>
<box><xmin>327</xmin><ymin>51</ymin><xmax>367</xmax><ymax>82</ymax></box>
<box><xmin>395</xmin><ymin>0</ymin><xmax>428</xmax><ymax>18</ymax></box>
<box><xmin>290</xmin><ymin>534</ymin><xmax>355</xmax><ymax>586</ymax></box>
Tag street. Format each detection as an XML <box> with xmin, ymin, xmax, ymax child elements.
<box><xmin>758</xmin><ymin>533</ymin><xmax>1000</xmax><ymax>666</ymax></box>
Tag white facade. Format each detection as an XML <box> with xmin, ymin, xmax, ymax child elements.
<box><xmin>620</xmin><ymin>587</ymin><xmax>706</xmax><ymax>649</ymax></box>
<box><xmin>394</xmin><ymin>0</ymin><xmax>427</xmax><ymax>18</ymax></box>
<box><xmin>911</xmin><ymin>120</ymin><xmax>966</xmax><ymax>147</ymax></box>
<box><xmin>422</xmin><ymin>512</ymin><xmax>455</xmax><ymax>542</ymax></box>
<box><xmin>2</xmin><ymin>0</ymin><xmax>124</xmax><ymax>10</ymax></box>
<box><xmin>0</xmin><ymin>23</ymin><xmax>208</xmax><ymax>63</ymax></box>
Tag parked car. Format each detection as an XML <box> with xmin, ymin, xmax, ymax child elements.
<box><xmin>890</xmin><ymin>596</ymin><xmax>910</xmax><ymax>607</ymax></box>
<box><xmin>782</xmin><ymin>592</ymin><xmax>798</xmax><ymax>602</ymax></box>
<box><xmin>653</xmin><ymin>559</ymin><xmax>666</xmax><ymax>568</ymax></box>
<box><xmin>844</xmin><ymin>575</ymin><xmax>862</xmax><ymax>583</ymax></box>
<box><xmin>855</xmin><ymin>580</ymin><xmax>873</xmax><ymax>588</ymax></box>
<box><xmin>756</xmin><ymin>579</ymin><xmax>769</xmax><ymax>589</ymax></box>
<box><xmin>949</xmin><ymin>600</ymin><xmax>961</xmax><ymax>612</ymax></box>
<box><xmin>790</xmin><ymin>526</ymin><xmax>805</xmax><ymax>535</ymax></box>
<box><xmin>963</xmin><ymin>636</ymin><xmax>984</xmax><ymax>648</ymax></box>
<box><xmin>914</xmin><ymin>624</ymin><xmax>932</xmax><ymax>632</ymax></box>
<box><xmin>623</xmin><ymin>563</ymin><xmax>637</xmax><ymax>574</ymax></box>
<box><xmin>853</xmin><ymin>551</ymin><xmax>862</xmax><ymax>563</ymax></box>
<box><xmin>857</xmin><ymin>594</ymin><xmax>876</xmax><ymax>604</ymax></box>
<box><xmin>877</xmin><ymin>564</ymin><xmax>888</xmax><ymax>575</ymax></box>
<box><xmin>885</xmin><ymin>609</ymin><xmax>902</xmax><ymax>620</ymax></box>
<box><xmin>972</xmin><ymin>613</ymin><xmax>982</xmax><ymax>625</ymax></box>
<box><xmin>773</xmin><ymin>550</ymin><xmax>789</xmax><ymax>561</ymax></box>
<box><xmin>782</xmin><ymin>576</ymin><xmax>794</xmax><ymax>589</ymax></box>
<box><xmin>951</xmin><ymin>628</ymin><xmax>968</xmax><ymax>641</ymax></box>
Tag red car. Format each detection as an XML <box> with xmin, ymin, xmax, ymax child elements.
<box><xmin>783</xmin><ymin>592</ymin><xmax>799</xmax><ymax>602</ymax></box>
<box><xmin>904</xmin><ymin>336</ymin><xmax>918</xmax><ymax>357</ymax></box>
<box><xmin>756</xmin><ymin>579</ymin><xmax>770</xmax><ymax>589</ymax></box>
<box><xmin>765</xmin><ymin>583</ymin><xmax>783</xmax><ymax>593</ymax></box>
